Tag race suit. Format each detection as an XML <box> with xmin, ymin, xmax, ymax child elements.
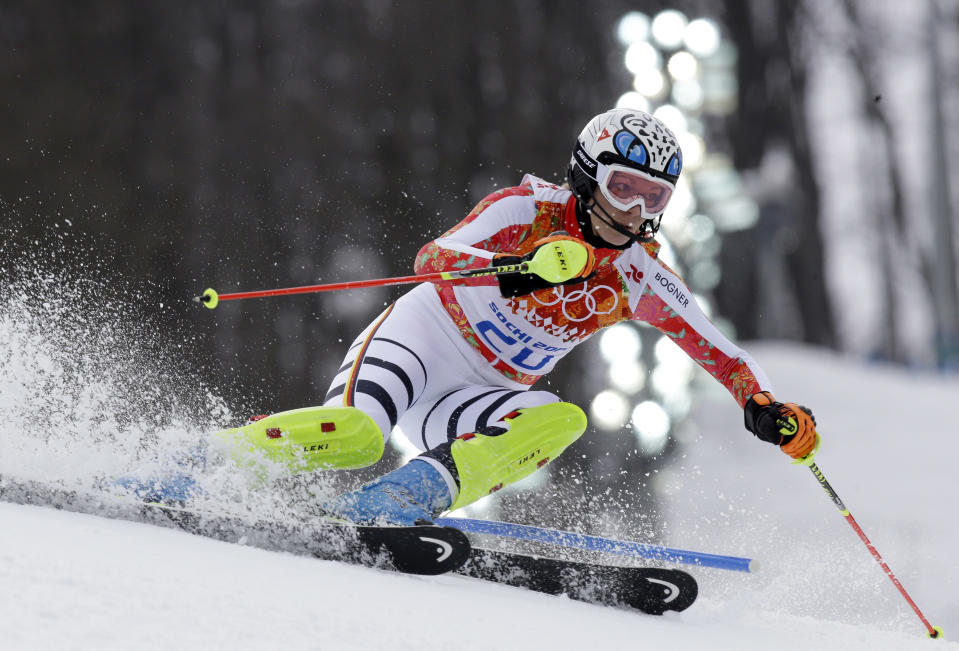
<box><xmin>324</xmin><ymin>174</ymin><xmax>772</xmax><ymax>452</ymax></box>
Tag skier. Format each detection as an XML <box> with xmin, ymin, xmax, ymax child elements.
<box><xmin>125</xmin><ymin>108</ymin><xmax>820</xmax><ymax>523</ymax></box>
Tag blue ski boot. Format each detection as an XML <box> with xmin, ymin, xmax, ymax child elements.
<box><xmin>112</xmin><ymin>471</ymin><xmax>200</xmax><ymax>504</ymax></box>
<box><xmin>111</xmin><ymin>443</ymin><xmax>208</xmax><ymax>504</ymax></box>
<box><xmin>319</xmin><ymin>459</ymin><xmax>453</xmax><ymax>526</ymax></box>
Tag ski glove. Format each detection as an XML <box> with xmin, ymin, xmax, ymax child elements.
<box><xmin>743</xmin><ymin>391</ymin><xmax>818</xmax><ymax>460</ymax></box>
<box><xmin>494</xmin><ymin>233</ymin><xmax>596</xmax><ymax>298</ymax></box>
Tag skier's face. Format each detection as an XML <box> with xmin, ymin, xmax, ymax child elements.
<box><xmin>590</xmin><ymin>191</ymin><xmax>647</xmax><ymax>246</ymax></box>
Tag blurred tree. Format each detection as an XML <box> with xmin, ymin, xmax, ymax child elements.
<box><xmin>837</xmin><ymin>0</ymin><xmax>909</xmax><ymax>362</ymax></box>
<box><xmin>0</xmin><ymin>0</ymin><xmax>628</xmax><ymax>411</ymax></box>
<box><xmin>926</xmin><ymin>0</ymin><xmax>959</xmax><ymax>370</ymax></box>
<box><xmin>713</xmin><ymin>0</ymin><xmax>836</xmax><ymax>348</ymax></box>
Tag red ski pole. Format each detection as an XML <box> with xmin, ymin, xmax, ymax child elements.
<box><xmin>799</xmin><ymin>449</ymin><xmax>943</xmax><ymax>639</ymax></box>
<box><xmin>193</xmin><ymin>261</ymin><xmax>528</xmax><ymax>309</ymax></box>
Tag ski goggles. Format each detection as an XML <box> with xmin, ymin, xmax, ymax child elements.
<box><xmin>597</xmin><ymin>164</ymin><xmax>674</xmax><ymax>215</ymax></box>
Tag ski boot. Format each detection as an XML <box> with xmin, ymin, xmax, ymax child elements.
<box><xmin>321</xmin><ymin>402</ymin><xmax>587</xmax><ymax>524</ymax></box>
<box><xmin>111</xmin><ymin>442</ymin><xmax>208</xmax><ymax>504</ymax></box>
<box><xmin>319</xmin><ymin>459</ymin><xmax>452</xmax><ymax>526</ymax></box>
<box><xmin>112</xmin><ymin>470</ymin><xmax>201</xmax><ymax>504</ymax></box>
<box><xmin>113</xmin><ymin>405</ymin><xmax>385</xmax><ymax>503</ymax></box>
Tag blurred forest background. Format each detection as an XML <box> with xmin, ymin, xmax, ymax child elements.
<box><xmin>2</xmin><ymin>1</ymin><xmax>958</xmax><ymax>533</ymax></box>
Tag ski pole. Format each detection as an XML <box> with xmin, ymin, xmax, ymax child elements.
<box><xmin>434</xmin><ymin>517</ymin><xmax>757</xmax><ymax>573</ymax></box>
<box><xmin>194</xmin><ymin>236</ymin><xmax>589</xmax><ymax>308</ymax></box>
<box><xmin>799</xmin><ymin>447</ymin><xmax>943</xmax><ymax>639</ymax></box>
<box><xmin>193</xmin><ymin>261</ymin><xmax>529</xmax><ymax>309</ymax></box>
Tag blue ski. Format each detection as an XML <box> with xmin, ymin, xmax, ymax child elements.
<box><xmin>435</xmin><ymin>517</ymin><xmax>756</xmax><ymax>573</ymax></box>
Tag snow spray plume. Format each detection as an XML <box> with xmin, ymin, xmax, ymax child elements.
<box><xmin>0</xmin><ymin>219</ymin><xmax>234</xmax><ymax>486</ymax></box>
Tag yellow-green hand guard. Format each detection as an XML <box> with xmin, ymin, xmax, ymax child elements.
<box><xmin>524</xmin><ymin>236</ymin><xmax>595</xmax><ymax>284</ymax></box>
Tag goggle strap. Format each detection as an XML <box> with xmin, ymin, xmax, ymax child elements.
<box><xmin>573</xmin><ymin>141</ymin><xmax>601</xmax><ymax>181</ymax></box>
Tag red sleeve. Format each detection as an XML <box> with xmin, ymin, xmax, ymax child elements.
<box><xmin>414</xmin><ymin>185</ymin><xmax>534</xmax><ymax>282</ymax></box>
<box><xmin>633</xmin><ymin>260</ymin><xmax>771</xmax><ymax>408</ymax></box>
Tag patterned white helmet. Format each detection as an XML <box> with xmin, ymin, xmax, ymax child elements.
<box><xmin>567</xmin><ymin>108</ymin><xmax>682</xmax><ymax>241</ymax></box>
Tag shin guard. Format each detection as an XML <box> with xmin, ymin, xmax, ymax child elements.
<box><xmin>216</xmin><ymin>406</ymin><xmax>384</xmax><ymax>473</ymax></box>
<box><xmin>421</xmin><ymin>402</ymin><xmax>587</xmax><ymax>511</ymax></box>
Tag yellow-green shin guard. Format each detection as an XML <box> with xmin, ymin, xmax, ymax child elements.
<box><xmin>215</xmin><ymin>406</ymin><xmax>384</xmax><ymax>474</ymax></box>
<box><xmin>447</xmin><ymin>402</ymin><xmax>587</xmax><ymax>511</ymax></box>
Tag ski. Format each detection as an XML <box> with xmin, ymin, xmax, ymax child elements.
<box><xmin>0</xmin><ymin>475</ymin><xmax>470</xmax><ymax>575</ymax></box>
<box><xmin>435</xmin><ymin>516</ymin><xmax>755</xmax><ymax>572</ymax></box>
<box><xmin>0</xmin><ymin>474</ymin><xmax>696</xmax><ymax>612</ymax></box>
<box><xmin>458</xmin><ymin>547</ymin><xmax>697</xmax><ymax>615</ymax></box>
<box><xmin>140</xmin><ymin>499</ymin><xmax>471</xmax><ymax>575</ymax></box>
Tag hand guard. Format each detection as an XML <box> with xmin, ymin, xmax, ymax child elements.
<box><xmin>743</xmin><ymin>391</ymin><xmax>818</xmax><ymax>460</ymax></box>
<box><xmin>494</xmin><ymin>233</ymin><xmax>595</xmax><ymax>298</ymax></box>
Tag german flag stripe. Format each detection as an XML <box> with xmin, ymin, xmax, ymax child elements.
<box><xmin>343</xmin><ymin>303</ymin><xmax>395</xmax><ymax>407</ymax></box>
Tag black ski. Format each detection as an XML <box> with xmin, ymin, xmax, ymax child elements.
<box><xmin>0</xmin><ymin>475</ymin><xmax>469</xmax><ymax>575</ymax></box>
<box><xmin>139</xmin><ymin>499</ymin><xmax>470</xmax><ymax>575</ymax></box>
<box><xmin>1</xmin><ymin>473</ymin><xmax>696</xmax><ymax>611</ymax></box>
<box><xmin>458</xmin><ymin>548</ymin><xmax>697</xmax><ymax>615</ymax></box>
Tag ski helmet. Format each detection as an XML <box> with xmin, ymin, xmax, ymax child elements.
<box><xmin>567</xmin><ymin>108</ymin><xmax>682</xmax><ymax>242</ymax></box>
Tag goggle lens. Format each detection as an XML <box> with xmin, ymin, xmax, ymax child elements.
<box><xmin>604</xmin><ymin>170</ymin><xmax>673</xmax><ymax>214</ymax></box>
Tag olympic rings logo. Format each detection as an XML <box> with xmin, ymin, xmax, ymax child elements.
<box><xmin>531</xmin><ymin>283</ymin><xmax>619</xmax><ymax>322</ymax></box>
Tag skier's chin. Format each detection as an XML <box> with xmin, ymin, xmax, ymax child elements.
<box><xmin>604</xmin><ymin>231</ymin><xmax>633</xmax><ymax>246</ymax></box>
<box><xmin>611</xmin><ymin>213</ymin><xmax>643</xmax><ymax>233</ymax></box>
<box><xmin>607</xmin><ymin>218</ymin><xmax>642</xmax><ymax>244</ymax></box>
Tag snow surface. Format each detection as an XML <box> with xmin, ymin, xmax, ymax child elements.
<box><xmin>2</xmin><ymin>343</ymin><xmax>957</xmax><ymax>650</ymax></box>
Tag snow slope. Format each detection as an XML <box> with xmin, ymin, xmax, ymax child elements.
<box><xmin>0</xmin><ymin>496</ymin><xmax>947</xmax><ymax>651</ymax></box>
<box><xmin>2</xmin><ymin>344</ymin><xmax>956</xmax><ymax>651</ymax></box>
<box><xmin>672</xmin><ymin>343</ymin><xmax>958</xmax><ymax>642</ymax></box>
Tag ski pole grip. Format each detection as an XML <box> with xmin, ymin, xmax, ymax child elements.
<box><xmin>790</xmin><ymin>433</ymin><xmax>821</xmax><ymax>466</ymax></box>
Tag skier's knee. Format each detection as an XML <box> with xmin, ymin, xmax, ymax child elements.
<box><xmin>419</xmin><ymin>401</ymin><xmax>587</xmax><ymax>511</ymax></box>
<box><xmin>215</xmin><ymin>405</ymin><xmax>385</xmax><ymax>474</ymax></box>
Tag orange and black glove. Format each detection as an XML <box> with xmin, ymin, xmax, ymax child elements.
<box><xmin>743</xmin><ymin>391</ymin><xmax>818</xmax><ymax>459</ymax></box>
<box><xmin>494</xmin><ymin>232</ymin><xmax>596</xmax><ymax>298</ymax></box>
